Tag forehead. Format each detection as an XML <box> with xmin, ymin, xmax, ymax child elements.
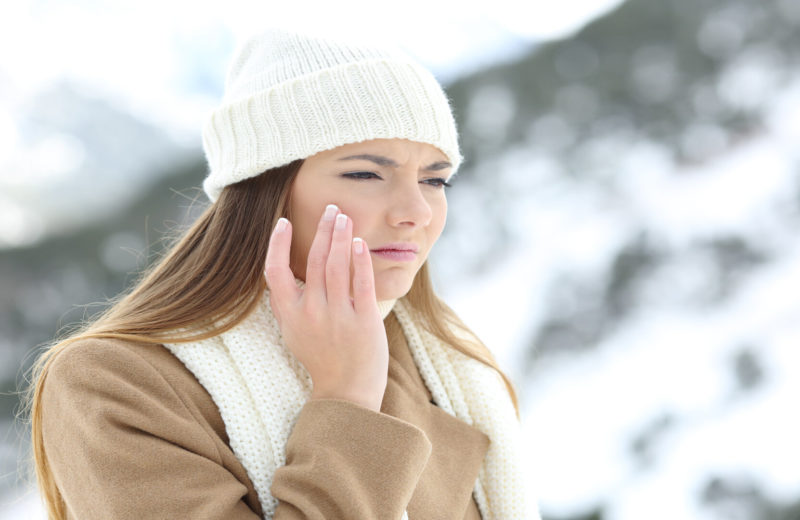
<box><xmin>308</xmin><ymin>138</ymin><xmax>448</xmax><ymax>163</ymax></box>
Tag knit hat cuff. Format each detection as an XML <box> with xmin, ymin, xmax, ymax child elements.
<box><xmin>202</xmin><ymin>58</ymin><xmax>463</xmax><ymax>202</ymax></box>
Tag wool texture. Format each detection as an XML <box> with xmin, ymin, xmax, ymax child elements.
<box><xmin>163</xmin><ymin>279</ymin><xmax>539</xmax><ymax>519</ymax></box>
<box><xmin>201</xmin><ymin>27</ymin><xmax>464</xmax><ymax>202</ymax></box>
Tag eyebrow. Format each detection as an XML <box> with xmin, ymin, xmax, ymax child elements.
<box><xmin>337</xmin><ymin>154</ymin><xmax>453</xmax><ymax>172</ymax></box>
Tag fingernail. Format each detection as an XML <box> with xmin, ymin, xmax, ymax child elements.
<box><xmin>275</xmin><ymin>218</ymin><xmax>288</xmax><ymax>233</ymax></box>
<box><xmin>335</xmin><ymin>213</ymin><xmax>347</xmax><ymax>230</ymax></box>
<box><xmin>323</xmin><ymin>204</ymin><xmax>338</xmax><ymax>221</ymax></box>
<box><xmin>353</xmin><ymin>237</ymin><xmax>364</xmax><ymax>254</ymax></box>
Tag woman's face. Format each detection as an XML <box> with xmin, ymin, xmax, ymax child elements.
<box><xmin>287</xmin><ymin>138</ymin><xmax>452</xmax><ymax>301</ymax></box>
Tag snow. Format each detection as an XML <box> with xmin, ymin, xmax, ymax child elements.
<box><xmin>443</xmin><ymin>76</ymin><xmax>800</xmax><ymax>519</ymax></box>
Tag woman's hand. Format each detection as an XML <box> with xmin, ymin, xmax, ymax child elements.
<box><xmin>264</xmin><ymin>204</ymin><xmax>388</xmax><ymax>412</ymax></box>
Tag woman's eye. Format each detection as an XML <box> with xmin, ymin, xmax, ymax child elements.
<box><xmin>424</xmin><ymin>178</ymin><xmax>453</xmax><ymax>189</ymax></box>
<box><xmin>342</xmin><ymin>171</ymin><xmax>381</xmax><ymax>180</ymax></box>
<box><xmin>342</xmin><ymin>172</ymin><xmax>451</xmax><ymax>189</ymax></box>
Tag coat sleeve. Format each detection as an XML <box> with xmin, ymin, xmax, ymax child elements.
<box><xmin>270</xmin><ymin>398</ymin><xmax>433</xmax><ymax>519</ymax></box>
<box><xmin>40</xmin><ymin>340</ymin><xmax>262</xmax><ymax>519</ymax></box>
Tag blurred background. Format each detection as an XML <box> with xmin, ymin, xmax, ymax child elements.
<box><xmin>2</xmin><ymin>0</ymin><xmax>800</xmax><ymax>518</ymax></box>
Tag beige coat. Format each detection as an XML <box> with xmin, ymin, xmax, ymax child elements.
<box><xmin>41</xmin><ymin>311</ymin><xmax>490</xmax><ymax>519</ymax></box>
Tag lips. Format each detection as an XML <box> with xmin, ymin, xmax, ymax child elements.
<box><xmin>371</xmin><ymin>242</ymin><xmax>419</xmax><ymax>253</ymax></box>
<box><xmin>371</xmin><ymin>249</ymin><xmax>417</xmax><ymax>262</ymax></box>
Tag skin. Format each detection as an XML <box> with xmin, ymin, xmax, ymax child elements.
<box><xmin>264</xmin><ymin>137</ymin><xmax>453</xmax><ymax>411</ymax></box>
<box><xmin>287</xmin><ymin>137</ymin><xmax>452</xmax><ymax>301</ymax></box>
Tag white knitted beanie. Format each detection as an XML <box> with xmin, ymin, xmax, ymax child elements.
<box><xmin>201</xmin><ymin>28</ymin><xmax>464</xmax><ymax>202</ymax></box>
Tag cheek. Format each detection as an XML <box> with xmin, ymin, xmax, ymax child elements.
<box><xmin>338</xmin><ymin>200</ymin><xmax>377</xmax><ymax>232</ymax></box>
<box><xmin>430</xmin><ymin>199</ymin><xmax>447</xmax><ymax>238</ymax></box>
<box><xmin>287</xmin><ymin>191</ymin><xmax>322</xmax><ymax>262</ymax></box>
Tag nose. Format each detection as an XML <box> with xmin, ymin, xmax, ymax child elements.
<box><xmin>386</xmin><ymin>177</ymin><xmax>433</xmax><ymax>228</ymax></box>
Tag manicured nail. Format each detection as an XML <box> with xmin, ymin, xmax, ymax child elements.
<box><xmin>335</xmin><ymin>213</ymin><xmax>347</xmax><ymax>230</ymax></box>
<box><xmin>275</xmin><ymin>218</ymin><xmax>288</xmax><ymax>233</ymax></box>
<box><xmin>323</xmin><ymin>204</ymin><xmax>338</xmax><ymax>221</ymax></box>
<box><xmin>353</xmin><ymin>237</ymin><xmax>364</xmax><ymax>254</ymax></box>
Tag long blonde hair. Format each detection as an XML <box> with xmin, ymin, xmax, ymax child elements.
<box><xmin>21</xmin><ymin>159</ymin><xmax>520</xmax><ymax>520</ymax></box>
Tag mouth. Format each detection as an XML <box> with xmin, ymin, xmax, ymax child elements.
<box><xmin>370</xmin><ymin>249</ymin><xmax>418</xmax><ymax>262</ymax></box>
<box><xmin>372</xmin><ymin>242</ymin><xmax>420</xmax><ymax>253</ymax></box>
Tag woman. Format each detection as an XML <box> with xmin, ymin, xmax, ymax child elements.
<box><xmin>25</xmin><ymin>28</ymin><xmax>538</xmax><ymax>519</ymax></box>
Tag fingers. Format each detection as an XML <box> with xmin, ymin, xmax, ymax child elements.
<box><xmin>351</xmin><ymin>236</ymin><xmax>377</xmax><ymax>315</ymax></box>
<box><xmin>326</xmin><ymin>212</ymin><xmax>353</xmax><ymax>308</ymax></box>
<box><xmin>264</xmin><ymin>217</ymin><xmax>300</xmax><ymax>306</ymax></box>
<box><xmin>270</xmin><ymin>204</ymin><xmax>363</xmax><ymax>316</ymax></box>
<box><xmin>305</xmin><ymin>204</ymin><xmax>340</xmax><ymax>303</ymax></box>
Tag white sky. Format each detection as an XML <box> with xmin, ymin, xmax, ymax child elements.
<box><xmin>0</xmin><ymin>0</ymin><xmax>624</xmax><ymax>142</ymax></box>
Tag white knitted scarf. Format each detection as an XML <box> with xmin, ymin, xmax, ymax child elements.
<box><xmin>163</xmin><ymin>284</ymin><xmax>539</xmax><ymax>519</ymax></box>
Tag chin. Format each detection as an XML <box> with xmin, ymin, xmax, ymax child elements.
<box><xmin>374</xmin><ymin>271</ymin><xmax>414</xmax><ymax>301</ymax></box>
